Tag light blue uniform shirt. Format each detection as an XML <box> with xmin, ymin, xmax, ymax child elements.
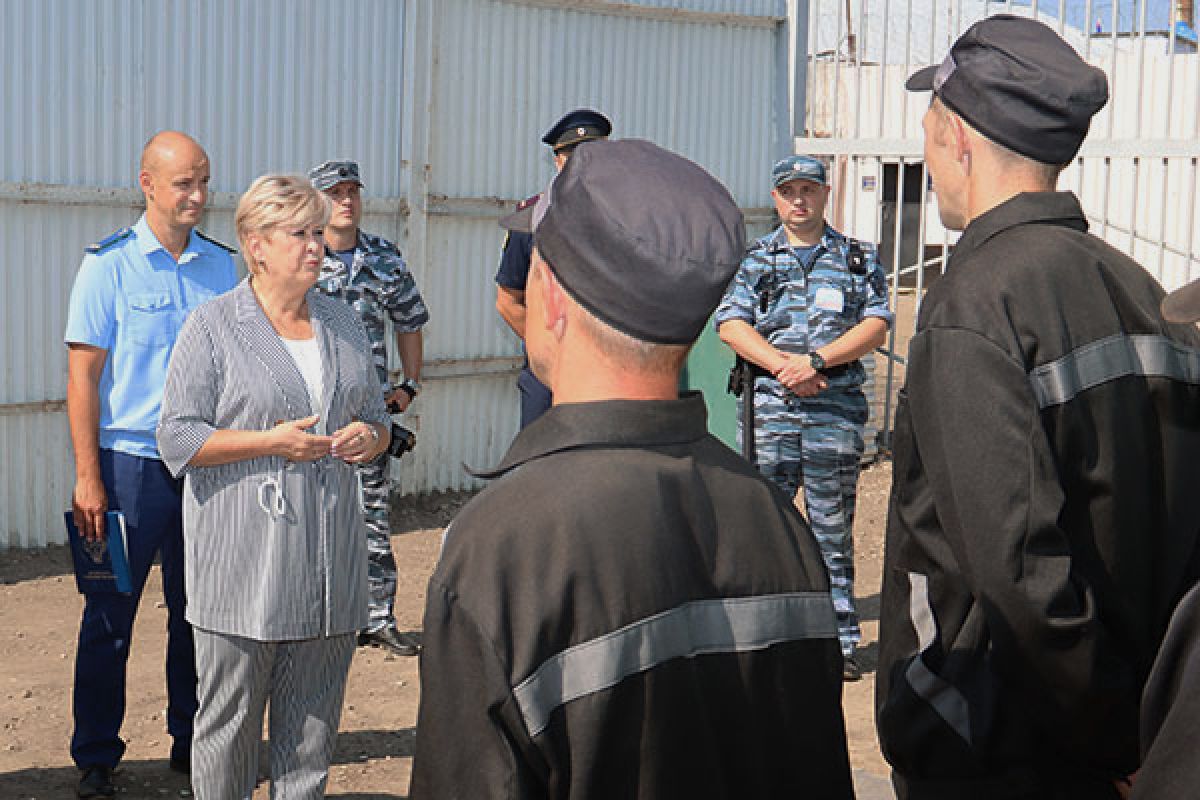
<box><xmin>65</xmin><ymin>215</ymin><xmax>238</xmax><ymax>458</ymax></box>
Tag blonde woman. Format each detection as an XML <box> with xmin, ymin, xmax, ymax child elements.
<box><xmin>157</xmin><ymin>174</ymin><xmax>390</xmax><ymax>798</ymax></box>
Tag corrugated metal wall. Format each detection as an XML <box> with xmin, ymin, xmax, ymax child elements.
<box><xmin>2</xmin><ymin>0</ymin><xmax>788</xmax><ymax>547</ymax></box>
<box><xmin>396</xmin><ymin>0</ymin><xmax>788</xmax><ymax>494</ymax></box>
<box><xmin>4</xmin><ymin>0</ymin><xmax>409</xmax><ymax>191</ymax></box>
<box><xmin>432</xmin><ymin>0</ymin><xmax>784</xmax><ymax>204</ymax></box>
<box><xmin>0</xmin><ymin>0</ymin><xmax>410</xmax><ymax>549</ymax></box>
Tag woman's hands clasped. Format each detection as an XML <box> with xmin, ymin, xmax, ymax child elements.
<box><xmin>331</xmin><ymin>420</ymin><xmax>386</xmax><ymax>464</ymax></box>
<box><xmin>269</xmin><ymin>416</ymin><xmax>387</xmax><ymax>464</ymax></box>
<box><xmin>270</xmin><ymin>415</ymin><xmax>332</xmax><ymax>461</ymax></box>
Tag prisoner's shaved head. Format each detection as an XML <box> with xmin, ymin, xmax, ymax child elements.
<box><xmin>140</xmin><ymin>130</ymin><xmax>208</xmax><ymax>175</ymax></box>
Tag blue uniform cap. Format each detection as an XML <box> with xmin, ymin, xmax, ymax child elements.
<box><xmin>541</xmin><ymin>109</ymin><xmax>612</xmax><ymax>151</ymax></box>
<box><xmin>772</xmin><ymin>155</ymin><xmax>828</xmax><ymax>188</ymax></box>
<box><xmin>309</xmin><ymin>160</ymin><xmax>364</xmax><ymax>191</ymax></box>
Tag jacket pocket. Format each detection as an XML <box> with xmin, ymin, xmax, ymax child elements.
<box><xmin>126</xmin><ymin>292</ymin><xmax>177</xmax><ymax>345</ymax></box>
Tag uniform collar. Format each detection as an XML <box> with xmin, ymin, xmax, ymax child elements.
<box><xmin>133</xmin><ymin>214</ymin><xmax>204</xmax><ymax>265</ymax></box>
<box><xmin>351</xmin><ymin>230</ymin><xmax>377</xmax><ymax>279</ymax></box>
<box><xmin>355</xmin><ymin>228</ymin><xmax>378</xmax><ymax>252</ymax></box>
<box><xmin>763</xmin><ymin>223</ymin><xmax>841</xmax><ymax>255</ymax></box>
<box><xmin>471</xmin><ymin>392</ymin><xmax>711</xmax><ymax>480</ymax></box>
<box><xmin>953</xmin><ymin>192</ymin><xmax>1088</xmax><ymax>261</ymax></box>
<box><xmin>323</xmin><ymin>229</ymin><xmax>388</xmax><ymax>281</ymax></box>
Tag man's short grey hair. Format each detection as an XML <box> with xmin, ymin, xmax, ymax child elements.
<box><xmin>574</xmin><ymin>304</ymin><xmax>692</xmax><ymax>373</ymax></box>
<box><xmin>930</xmin><ymin>96</ymin><xmax>1065</xmax><ymax>183</ymax></box>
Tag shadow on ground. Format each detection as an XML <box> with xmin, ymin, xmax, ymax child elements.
<box><xmin>858</xmin><ymin>591</ymin><xmax>881</xmax><ymax>622</ymax></box>
<box><xmin>390</xmin><ymin>490</ymin><xmax>475</xmax><ymax>535</ymax></box>
<box><xmin>0</xmin><ymin>543</ymin><xmax>73</xmax><ymax>585</ymax></box>
<box><xmin>333</xmin><ymin>727</ymin><xmax>416</xmax><ymax>764</ymax></box>
<box><xmin>0</xmin><ymin>759</ymin><xmax>189</xmax><ymax>800</ymax></box>
<box><xmin>854</xmin><ymin>639</ymin><xmax>881</xmax><ymax>677</ymax></box>
<box><xmin>0</xmin><ymin>730</ymin><xmax>415</xmax><ymax>800</ymax></box>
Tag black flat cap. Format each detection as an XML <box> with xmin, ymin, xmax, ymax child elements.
<box><xmin>541</xmin><ymin>108</ymin><xmax>612</xmax><ymax>151</ymax></box>
<box><xmin>906</xmin><ymin>15</ymin><xmax>1108</xmax><ymax>165</ymax></box>
<box><xmin>1163</xmin><ymin>277</ymin><xmax>1200</xmax><ymax>323</ymax></box>
<box><xmin>501</xmin><ymin>139</ymin><xmax>745</xmax><ymax>345</ymax></box>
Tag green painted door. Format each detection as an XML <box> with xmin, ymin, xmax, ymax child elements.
<box><xmin>681</xmin><ymin>316</ymin><xmax>738</xmax><ymax>450</ymax></box>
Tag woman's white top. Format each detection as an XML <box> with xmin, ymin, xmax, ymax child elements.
<box><xmin>281</xmin><ymin>336</ymin><xmax>324</xmax><ymax>425</ymax></box>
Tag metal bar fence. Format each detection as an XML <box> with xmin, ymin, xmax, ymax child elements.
<box><xmin>794</xmin><ymin>0</ymin><xmax>1200</xmax><ymax>456</ymax></box>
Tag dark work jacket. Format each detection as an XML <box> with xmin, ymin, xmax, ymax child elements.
<box><xmin>1132</xmin><ymin>580</ymin><xmax>1200</xmax><ymax>799</ymax></box>
<box><xmin>877</xmin><ymin>192</ymin><xmax>1200</xmax><ymax>800</ymax></box>
<box><xmin>411</xmin><ymin>393</ymin><xmax>853</xmax><ymax>800</ymax></box>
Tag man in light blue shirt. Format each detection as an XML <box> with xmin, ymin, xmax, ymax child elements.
<box><xmin>64</xmin><ymin>130</ymin><xmax>237</xmax><ymax>798</ymax></box>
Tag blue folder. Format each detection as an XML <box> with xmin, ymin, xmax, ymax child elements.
<box><xmin>64</xmin><ymin>510</ymin><xmax>133</xmax><ymax>594</ymax></box>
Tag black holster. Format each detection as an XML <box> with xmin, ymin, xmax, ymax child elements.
<box><xmin>728</xmin><ymin>357</ymin><xmax>768</xmax><ymax>463</ymax></box>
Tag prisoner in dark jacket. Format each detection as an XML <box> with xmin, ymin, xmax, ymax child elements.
<box><xmin>881</xmin><ymin>15</ymin><xmax>1200</xmax><ymax>800</ymax></box>
<box><xmin>877</xmin><ymin>191</ymin><xmax>1200</xmax><ymax>798</ymax></box>
<box><xmin>411</xmin><ymin>138</ymin><xmax>854</xmax><ymax>800</ymax></box>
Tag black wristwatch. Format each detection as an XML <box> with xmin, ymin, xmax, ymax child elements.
<box><xmin>398</xmin><ymin>379</ymin><xmax>421</xmax><ymax>400</ymax></box>
<box><xmin>389</xmin><ymin>380</ymin><xmax>421</xmax><ymax>413</ymax></box>
<box><xmin>808</xmin><ymin>351</ymin><xmax>827</xmax><ymax>372</ymax></box>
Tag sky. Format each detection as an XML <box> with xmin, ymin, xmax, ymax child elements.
<box><xmin>1002</xmin><ymin>0</ymin><xmax>1187</xmax><ymax>33</ymax></box>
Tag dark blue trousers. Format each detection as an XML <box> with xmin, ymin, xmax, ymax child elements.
<box><xmin>517</xmin><ymin>365</ymin><xmax>552</xmax><ymax>429</ymax></box>
<box><xmin>71</xmin><ymin>449</ymin><xmax>197</xmax><ymax>769</ymax></box>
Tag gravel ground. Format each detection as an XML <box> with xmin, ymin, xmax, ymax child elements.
<box><xmin>0</xmin><ymin>464</ymin><xmax>896</xmax><ymax>798</ymax></box>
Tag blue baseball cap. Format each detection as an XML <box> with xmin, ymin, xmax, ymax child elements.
<box><xmin>771</xmin><ymin>155</ymin><xmax>828</xmax><ymax>188</ymax></box>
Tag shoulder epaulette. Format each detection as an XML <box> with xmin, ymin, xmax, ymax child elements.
<box><xmin>757</xmin><ymin>232</ymin><xmax>788</xmax><ymax>256</ymax></box>
<box><xmin>85</xmin><ymin>227</ymin><xmax>134</xmax><ymax>254</ymax></box>
<box><xmin>361</xmin><ymin>231</ymin><xmax>400</xmax><ymax>256</ymax></box>
<box><xmin>834</xmin><ymin>232</ymin><xmax>870</xmax><ymax>275</ymax></box>
<box><xmin>516</xmin><ymin>193</ymin><xmax>540</xmax><ymax>211</ymax></box>
<box><xmin>195</xmin><ymin>229</ymin><xmax>238</xmax><ymax>254</ymax></box>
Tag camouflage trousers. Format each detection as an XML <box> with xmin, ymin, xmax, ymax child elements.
<box><xmin>739</xmin><ymin>385</ymin><xmax>867</xmax><ymax>656</ymax></box>
<box><xmin>358</xmin><ymin>455</ymin><xmax>397</xmax><ymax>633</ymax></box>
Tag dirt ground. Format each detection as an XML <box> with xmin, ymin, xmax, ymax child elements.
<box><xmin>0</xmin><ymin>463</ymin><xmax>895</xmax><ymax>799</ymax></box>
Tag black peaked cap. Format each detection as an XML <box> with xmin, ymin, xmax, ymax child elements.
<box><xmin>906</xmin><ymin>15</ymin><xmax>1108</xmax><ymax>165</ymax></box>
<box><xmin>541</xmin><ymin>108</ymin><xmax>613</xmax><ymax>151</ymax></box>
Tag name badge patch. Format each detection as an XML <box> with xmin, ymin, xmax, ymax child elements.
<box><xmin>814</xmin><ymin>287</ymin><xmax>844</xmax><ymax>313</ymax></box>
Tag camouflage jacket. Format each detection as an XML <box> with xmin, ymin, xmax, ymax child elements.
<box><xmin>315</xmin><ymin>230</ymin><xmax>429</xmax><ymax>394</ymax></box>
<box><xmin>714</xmin><ymin>223</ymin><xmax>892</xmax><ymax>393</ymax></box>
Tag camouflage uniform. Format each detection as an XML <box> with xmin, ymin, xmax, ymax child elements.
<box><xmin>315</xmin><ymin>230</ymin><xmax>429</xmax><ymax>633</ymax></box>
<box><xmin>714</xmin><ymin>223</ymin><xmax>892</xmax><ymax>656</ymax></box>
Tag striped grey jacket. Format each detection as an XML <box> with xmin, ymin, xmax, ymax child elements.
<box><xmin>157</xmin><ymin>278</ymin><xmax>389</xmax><ymax>641</ymax></box>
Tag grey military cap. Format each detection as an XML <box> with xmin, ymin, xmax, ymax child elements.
<box><xmin>309</xmin><ymin>160</ymin><xmax>365</xmax><ymax>191</ymax></box>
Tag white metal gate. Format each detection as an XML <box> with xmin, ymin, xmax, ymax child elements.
<box><xmin>791</xmin><ymin>0</ymin><xmax>1200</xmax><ymax>451</ymax></box>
